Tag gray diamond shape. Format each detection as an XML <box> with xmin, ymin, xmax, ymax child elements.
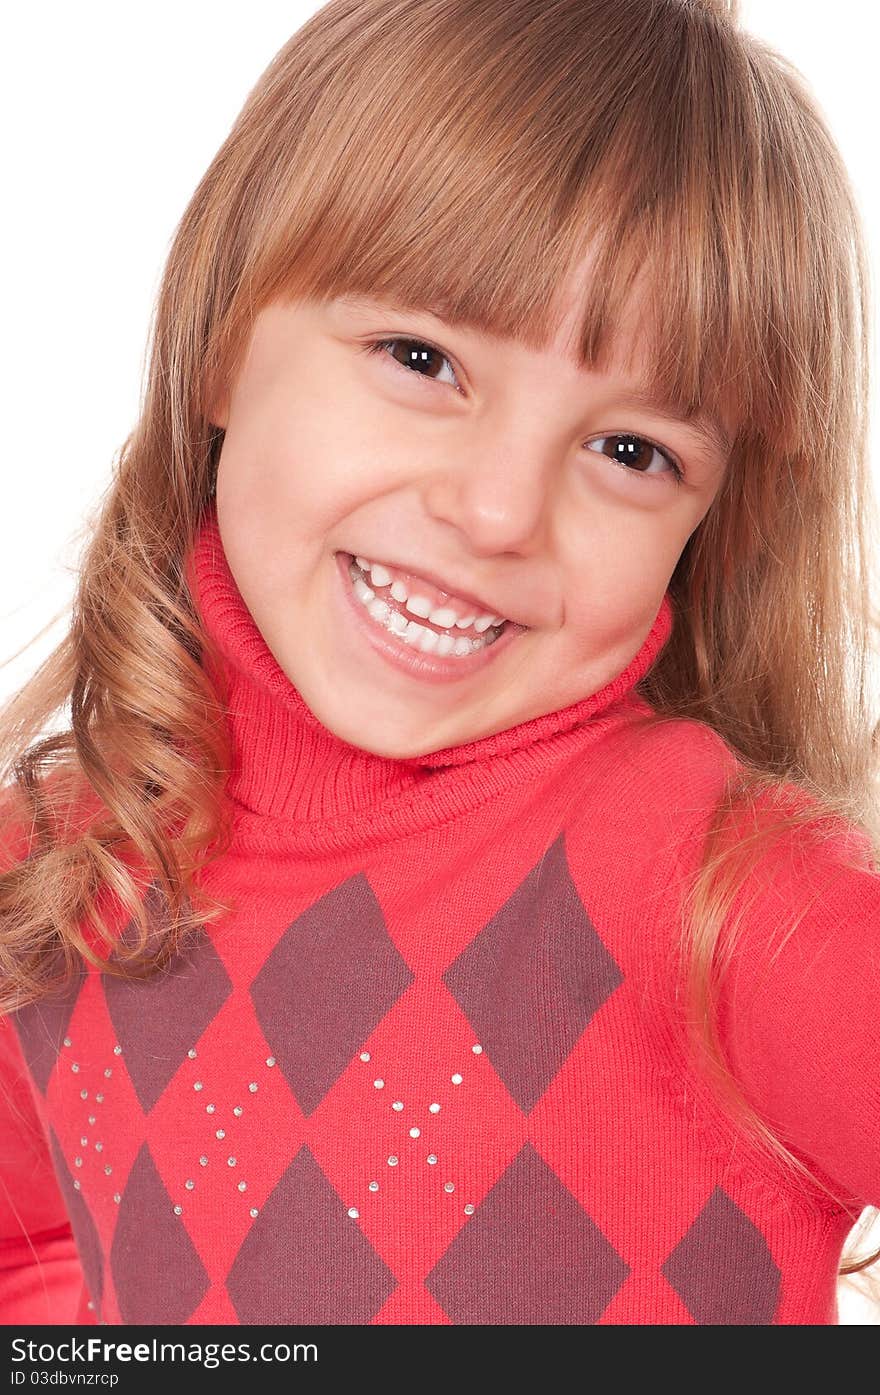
<box><xmin>103</xmin><ymin>881</ymin><xmax>232</xmax><ymax>1112</ymax></box>
<box><xmin>661</xmin><ymin>1185</ymin><xmax>782</xmax><ymax>1323</ymax></box>
<box><xmin>251</xmin><ymin>873</ymin><xmax>413</xmax><ymax>1116</ymax></box>
<box><xmin>426</xmin><ymin>1141</ymin><xmax>629</xmax><ymax>1322</ymax></box>
<box><xmin>227</xmin><ymin>1144</ymin><xmax>396</xmax><ymax>1322</ymax></box>
<box><xmin>47</xmin><ymin>1127</ymin><xmax>105</xmax><ymax>1308</ymax></box>
<box><xmin>443</xmin><ymin>831</ymin><xmax>623</xmax><ymax>1112</ymax></box>
<box><xmin>110</xmin><ymin>1141</ymin><xmax>209</xmax><ymax>1323</ymax></box>
<box><xmin>10</xmin><ymin>969</ymin><xmax>86</xmax><ymax>1095</ymax></box>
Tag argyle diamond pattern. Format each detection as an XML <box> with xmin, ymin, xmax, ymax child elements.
<box><xmin>227</xmin><ymin>1144</ymin><xmax>397</xmax><ymax>1323</ymax></box>
<box><xmin>110</xmin><ymin>1142</ymin><xmax>210</xmax><ymax>1323</ymax></box>
<box><xmin>104</xmin><ymin>883</ymin><xmax>233</xmax><ymax>1113</ymax></box>
<box><xmin>661</xmin><ymin>1185</ymin><xmax>782</xmax><ymax>1324</ymax></box>
<box><xmin>443</xmin><ymin>831</ymin><xmax>624</xmax><ymax>1112</ymax></box>
<box><xmin>425</xmin><ymin>1142</ymin><xmax>630</xmax><ymax>1322</ymax></box>
<box><xmin>9</xmin><ymin>836</ymin><xmax>784</xmax><ymax>1324</ymax></box>
<box><xmin>250</xmin><ymin>873</ymin><xmax>414</xmax><ymax>1116</ymax></box>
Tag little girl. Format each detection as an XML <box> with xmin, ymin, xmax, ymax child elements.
<box><xmin>1</xmin><ymin>0</ymin><xmax>878</xmax><ymax>1327</ymax></box>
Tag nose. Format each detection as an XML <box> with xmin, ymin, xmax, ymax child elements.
<box><xmin>422</xmin><ymin>426</ymin><xmax>557</xmax><ymax>556</ymax></box>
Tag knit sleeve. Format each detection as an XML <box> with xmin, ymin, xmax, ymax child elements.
<box><xmin>0</xmin><ymin>780</ymin><xmax>89</xmax><ymax>1323</ymax></box>
<box><xmin>0</xmin><ymin>1013</ymin><xmax>87</xmax><ymax>1322</ymax></box>
<box><xmin>707</xmin><ymin>815</ymin><xmax>880</xmax><ymax>1214</ymax></box>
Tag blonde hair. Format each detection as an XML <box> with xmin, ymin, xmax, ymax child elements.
<box><xmin>2</xmin><ymin>0</ymin><xmax>879</xmax><ymax>1286</ymax></box>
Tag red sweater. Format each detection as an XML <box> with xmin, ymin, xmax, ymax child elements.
<box><xmin>1</xmin><ymin>504</ymin><xmax>878</xmax><ymax>1326</ymax></box>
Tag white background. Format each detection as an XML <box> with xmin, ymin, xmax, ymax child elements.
<box><xmin>1</xmin><ymin>2</ymin><xmax>878</xmax><ymax>1322</ymax></box>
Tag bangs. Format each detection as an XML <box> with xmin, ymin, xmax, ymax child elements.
<box><xmin>237</xmin><ymin>0</ymin><xmax>861</xmax><ymax>458</ymax></box>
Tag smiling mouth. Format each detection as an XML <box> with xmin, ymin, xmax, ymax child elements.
<box><xmin>344</xmin><ymin>555</ymin><xmax>511</xmax><ymax>657</ymax></box>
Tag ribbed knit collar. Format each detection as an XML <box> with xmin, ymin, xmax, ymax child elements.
<box><xmin>186</xmin><ymin>504</ymin><xmax>673</xmax><ymax>852</ymax></box>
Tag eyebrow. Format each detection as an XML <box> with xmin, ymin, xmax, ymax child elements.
<box><xmin>334</xmin><ymin>295</ymin><xmax>732</xmax><ymax>460</ymax></box>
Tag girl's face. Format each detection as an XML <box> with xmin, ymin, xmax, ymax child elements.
<box><xmin>212</xmin><ymin>270</ymin><xmax>731</xmax><ymax>757</ymax></box>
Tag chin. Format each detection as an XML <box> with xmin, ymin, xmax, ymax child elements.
<box><xmin>313</xmin><ymin>703</ymin><xmax>430</xmax><ymax>761</ymax></box>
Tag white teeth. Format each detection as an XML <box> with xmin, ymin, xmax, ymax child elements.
<box><xmin>353</xmin><ymin>577</ymin><xmax>375</xmax><ymax>605</ymax></box>
<box><xmin>405</xmin><ymin>594</ymin><xmax>433</xmax><ymax>620</ymax></box>
<box><xmin>429</xmin><ymin>606</ymin><xmax>458</xmax><ymax>627</ymax></box>
<box><xmin>367</xmin><ymin>597</ymin><xmax>390</xmax><ymax>623</ymax></box>
<box><xmin>350</xmin><ymin>554</ymin><xmax>509</xmax><ymax>630</ymax></box>
<box><xmin>347</xmin><ymin>558</ymin><xmax>510</xmax><ymax>660</ymax></box>
<box><xmin>368</xmin><ymin>562</ymin><xmax>393</xmax><ymax>588</ymax></box>
<box><xmin>388</xmin><ymin>611</ymin><xmax>408</xmax><ymax>635</ymax></box>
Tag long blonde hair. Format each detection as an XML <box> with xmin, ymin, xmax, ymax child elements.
<box><xmin>2</xmin><ymin>0</ymin><xmax>879</xmax><ymax>1284</ymax></box>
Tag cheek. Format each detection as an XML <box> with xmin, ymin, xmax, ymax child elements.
<box><xmin>560</xmin><ymin>552</ymin><xmax>675</xmax><ymax>645</ymax></box>
<box><xmin>220</xmin><ymin>382</ymin><xmax>405</xmax><ymax>530</ymax></box>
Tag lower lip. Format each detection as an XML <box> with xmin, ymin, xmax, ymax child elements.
<box><xmin>333</xmin><ymin>552</ymin><xmax>527</xmax><ymax>684</ymax></box>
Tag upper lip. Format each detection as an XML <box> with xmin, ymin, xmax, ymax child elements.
<box><xmin>346</xmin><ymin>553</ymin><xmax>522</xmax><ymax>626</ymax></box>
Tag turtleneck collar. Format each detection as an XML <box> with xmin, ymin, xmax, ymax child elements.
<box><xmin>186</xmin><ymin>504</ymin><xmax>673</xmax><ymax>852</ymax></box>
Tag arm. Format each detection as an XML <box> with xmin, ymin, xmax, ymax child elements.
<box><xmin>709</xmin><ymin>816</ymin><xmax>880</xmax><ymax>1213</ymax></box>
<box><xmin>0</xmin><ymin>1013</ymin><xmax>90</xmax><ymax>1323</ymax></box>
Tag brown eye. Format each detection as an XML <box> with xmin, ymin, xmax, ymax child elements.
<box><xmin>374</xmin><ymin>337</ymin><xmax>458</xmax><ymax>387</ymax></box>
<box><xmin>586</xmin><ymin>433</ymin><xmax>683</xmax><ymax>482</ymax></box>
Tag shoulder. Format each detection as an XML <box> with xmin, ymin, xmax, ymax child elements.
<box><xmin>564</xmin><ymin>713</ymin><xmax>740</xmax><ymax>878</ymax></box>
